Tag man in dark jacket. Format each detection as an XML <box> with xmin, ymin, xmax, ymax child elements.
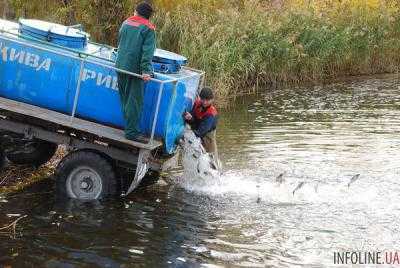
<box><xmin>184</xmin><ymin>87</ymin><xmax>219</xmax><ymax>155</ymax></box>
<box><xmin>116</xmin><ymin>2</ymin><xmax>156</xmax><ymax>141</ymax></box>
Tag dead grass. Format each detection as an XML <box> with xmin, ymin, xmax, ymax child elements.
<box><xmin>0</xmin><ymin>147</ymin><xmax>67</xmax><ymax>194</ymax></box>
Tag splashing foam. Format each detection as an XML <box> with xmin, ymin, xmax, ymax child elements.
<box><xmin>179</xmin><ymin>128</ymin><xmax>220</xmax><ymax>186</ymax></box>
<box><xmin>178</xmin><ymin>129</ymin><xmax>378</xmax><ymax>204</ymax></box>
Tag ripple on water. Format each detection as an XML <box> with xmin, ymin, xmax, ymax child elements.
<box><xmin>2</xmin><ymin>75</ymin><xmax>400</xmax><ymax>267</ymax></box>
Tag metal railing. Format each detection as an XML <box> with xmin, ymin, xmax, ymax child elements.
<box><xmin>0</xmin><ymin>27</ymin><xmax>205</xmax><ymax>147</ymax></box>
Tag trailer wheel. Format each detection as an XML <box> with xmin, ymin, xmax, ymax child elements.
<box><xmin>56</xmin><ymin>151</ymin><xmax>117</xmax><ymax>200</ymax></box>
<box><xmin>0</xmin><ymin>149</ymin><xmax>6</xmax><ymax>169</ymax></box>
<box><xmin>6</xmin><ymin>140</ymin><xmax>58</xmax><ymax>167</ymax></box>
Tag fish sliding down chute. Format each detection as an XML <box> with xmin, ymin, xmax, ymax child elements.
<box><xmin>180</xmin><ymin>127</ymin><xmax>220</xmax><ymax>185</ymax></box>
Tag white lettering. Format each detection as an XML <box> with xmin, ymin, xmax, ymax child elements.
<box><xmin>0</xmin><ymin>45</ymin><xmax>52</xmax><ymax>72</ymax></box>
<box><xmin>25</xmin><ymin>52</ymin><xmax>39</xmax><ymax>68</ymax></box>
<box><xmin>1</xmin><ymin>46</ymin><xmax>8</xmax><ymax>62</ymax></box>
<box><xmin>112</xmin><ymin>76</ymin><xmax>118</xmax><ymax>90</ymax></box>
<box><xmin>81</xmin><ymin>68</ymin><xmax>118</xmax><ymax>91</ymax></box>
<box><xmin>82</xmin><ymin>69</ymin><xmax>96</xmax><ymax>81</ymax></box>
<box><xmin>36</xmin><ymin>58</ymin><xmax>51</xmax><ymax>71</ymax></box>
<box><xmin>9</xmin><ymin>48</ymin><xmax>25</xmax><ymax>64</ymax></box>
<box><xmin>0</xmin><ymin>45</ymin><xmax>118</xmax><ymax>91</ymax></box>
<box><xmin>96</xmin><ymin>72</ymin><xmax>112</xmax><ymax>88</ymax></box>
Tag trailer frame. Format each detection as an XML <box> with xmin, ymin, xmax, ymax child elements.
<box><xmin>0</xmin><ymin>21</ymin><xmax>206</xmax><ymax>199</ymax></box>
<box><xmin>0</xmin><ymin>96</ymin><xmax>166</xmax><ymax>196</ymax></box>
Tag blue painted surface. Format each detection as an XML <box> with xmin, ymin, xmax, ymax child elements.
<box><xmin>152</xmin><ymin>62</ymin><xmax>182</xmax><ymax>74</ymax></box>
<box><xmin>0</xmin><ymin>19</ymin><xmax>201</xmax><ymax>154</ymax></box>
<box><xmin>20</xmin><ymin>19</ymin><xmax>89</xmax><ymax>49</ymax></box>
<box><xmin>153</xmin><ymin>49</ymin><xmax>187</xmax><ymax>65</ymax></box>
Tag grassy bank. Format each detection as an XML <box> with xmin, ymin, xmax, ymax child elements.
<box><xmin>3</xmin><ymin>0</ymin><xmax>400</xmax><ymax>102</ymax></box>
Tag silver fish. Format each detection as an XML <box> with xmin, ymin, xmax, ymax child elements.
<box><xmin>347</xmin><ymin>174</ymin><xmax>361</xmax><ymax>188</ymax></box>
<box><xmin>276</xmin><ymin>173</ymin><xmax>285</xmax><ymax>184</ymax></box>
<box><xmin>256</xmin><ymin>184</ymin><xmax>261</xmax><ymax>203</ymax></box>
<box><xmin>209</xmin><ymin>160</ymin><xmax>217</xmax><ymax>170</ymax></box>
<box><xmin>314</xmin><ymin>182</ymin><xmax>319</xmax><ymax>193</ymax></box>
<box><xmin>293</xmin><ymin>181</ymin><xmax>305</xmax><ymax>195</ymax></box>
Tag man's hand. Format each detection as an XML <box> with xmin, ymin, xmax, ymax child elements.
<box><xmin>142</xmin><ymin>74</ymin><xmax>151</xmax><ymax>81</ymax></box>
<box><xmin>184</xmin><ymin>112</ymin><xmax>193</xmax><ymax>121</ymax></box>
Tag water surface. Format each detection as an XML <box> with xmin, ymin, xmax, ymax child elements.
<box><xmin>1</xmin><ymin>75</ymin><xmax>400</xmax><ymax>267</ymax></box>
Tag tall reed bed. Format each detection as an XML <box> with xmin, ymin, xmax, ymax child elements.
<box><xmin>5</xmin><ymin>0</ymin><xmax>400</xmax><ymax>102</ymax></box>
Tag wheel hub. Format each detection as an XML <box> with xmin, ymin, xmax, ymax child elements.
<box><xmin>80</xmin><ymin>177</ymin><xmax>94</xmax><ymax>191</ymax></box>
<box><xmin>66</xmin><ymin>166</ymin><xmax>103</xmax><ymax>199</ymax></box>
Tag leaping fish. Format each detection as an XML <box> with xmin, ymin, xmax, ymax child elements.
<box><xmin>292</xmin><ymin>181</ymin><xmax>306</xmax><ymax>195</ymax></box>
<box><xmin>256</xmin><ymin>184</ymin><xmax>261</xmax><ymax>203</ymax></box>
<box><xmin>347</xmin><ymin>174</ymin><xmax>361</xmax><ymax>188</ymax></box>
<box><xmin>276</xmin><ymin>173</ymin><xmax>285</xmax><ymax>184</ymax></box>
<box><xmin>314</xmin><ymin>182</ymin><xmax>320</xmax><ymax>193</ymax></box>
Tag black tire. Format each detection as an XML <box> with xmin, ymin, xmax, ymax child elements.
<box><xmin>6</xmin><ymin>140</ymin><xmax>58</xmax><ymax>167</ymax></box>
<box><xmin>56</xmin><ymin>150</ymin><xmax>118</xmax><ymax>200</ymax></box>
<box><xmin>0</xmin><ymin>149</ymin><xmax>6</xmax><ymax>169</ymax></box>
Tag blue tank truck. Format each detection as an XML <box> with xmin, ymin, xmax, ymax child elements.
<box><xmin>0</xmin><ymin>18</ymin><xmax>204</xmax><ymax>199</ymax></box>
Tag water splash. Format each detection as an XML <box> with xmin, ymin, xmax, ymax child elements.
<box><xmin>179</xmin><ymin>128</ymin><xmax>221</xmax><ymax>187</ymax></box>
<box><xmin>178</xmin><ymin>129</ymin><xmax>378</xmax><ymax>204</ymax></box>
<box><xmin>197</xmin><ymin>170</ymin><xmax>377</xmax><ymax>204</ymax></box>
<box><xmin>178</xmin><ymin>136</ymin><xmax>378</xmax><ymax>205</ymax></box>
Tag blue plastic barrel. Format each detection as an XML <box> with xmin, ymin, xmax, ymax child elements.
<box><xmin>0</xmin><ymin>19</ymin><xmax>201</xmax><ymax>154</ymax></box>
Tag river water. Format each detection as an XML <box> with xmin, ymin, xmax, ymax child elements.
<box><xmin>1</xmin><ymin>75</ymin><xmax>400</xmax><ymax>267</ymax></box>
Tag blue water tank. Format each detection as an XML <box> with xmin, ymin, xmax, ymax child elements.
<box><xmin>19</xmin><ymin>19</ymin><xmax>89</xmax><ymax>49</ymax></box>
<box><xmin>152</xmin><ymin>49</ymin><xmax>187</xmax><ymax>74</ymax></box>
<box><xmin>0</xmin><ymin>19</ymin><xmax>201</xmax><ymax>154</ymax></box>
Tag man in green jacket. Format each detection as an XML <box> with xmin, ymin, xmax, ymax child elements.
<box><xmin>116</xmin><ymin>2</ymin><xmax>156</xmax><ymax>141</ymax></box>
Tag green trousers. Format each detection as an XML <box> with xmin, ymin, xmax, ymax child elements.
<box><xmin>117</xmin><ymin>73</ymin><xmax>144</xmax><ymax>139</ymax></box>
